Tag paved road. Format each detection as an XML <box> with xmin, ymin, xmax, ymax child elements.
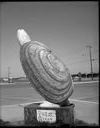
<box><xmin>0</xmin><ymin>81</ymin><xmax>99</xmax><ymax>124</ymax></box>
<box><xmin>0</xmin><ymin>81</ymin><xmax>98</xmax><ymax>105</ymax></box>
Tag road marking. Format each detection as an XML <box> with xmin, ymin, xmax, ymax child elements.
<box><xmin>0</xmin><ymin>101</ymin><xmax>44</xmax><ymax>108</ymax></box>
<box><xmin>69</xmin><ymin>98</ymin><xmax>98</xmax><ymax>104</ymax></box>
<box><xmin>18</xmin><ymin>101</ymin><xmax>44</xmax><ymax>107</ymax></box>
<box><xmin>73</xmin><ymin>80</ymin><xmax>99</xmax><ymax>85</ymax></box>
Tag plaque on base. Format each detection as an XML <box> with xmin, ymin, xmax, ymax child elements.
<box><xmin>24</xmin><ymin>102</ymin><xmax>75</xmax><ymax>126</ymax></box>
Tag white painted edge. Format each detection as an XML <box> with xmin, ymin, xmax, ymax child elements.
<box><xmin>73</xmin><ymin>80</ymin><xmax>99</xmax><ymax>85</ymax></box>
<box><xmin>69</xmin><ymin>99</ymin><xmax>98</xmax><ymax>104</ymax></box>
<box><xmin>0</xmin><ymin>101</ymin><xmax>44</xmax><ymax>108</ymax></box>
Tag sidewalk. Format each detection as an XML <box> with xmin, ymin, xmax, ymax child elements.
<box><xmin>0</xmin><ymin>99</ymin><xmax>98</xmax><ymax>125</ymax></box>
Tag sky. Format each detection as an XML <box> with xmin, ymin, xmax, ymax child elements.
<box><xmin>0</xmin><ymin>2</ymin><xmax>99</xmax><ymax>78</ymax></box>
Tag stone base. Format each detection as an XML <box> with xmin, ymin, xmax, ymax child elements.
<box><xmin>24</xmin><ymin>102</ymin><xmax>75</xmax><ymax>126</ymax></box>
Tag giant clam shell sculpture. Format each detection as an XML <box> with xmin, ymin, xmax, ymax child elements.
<box><xmin>17</xmin><ymin>29</ymin><xmax>74</xmax><ymax>104</ymax></box>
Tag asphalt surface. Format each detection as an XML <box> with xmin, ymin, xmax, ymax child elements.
<box><xmin>0</xmin><ymin>81</ymin><xmax>99</xmax><ymax>125</ymax></box>
<box><xmin>0</xmin><ymin>81</ymin><xmax>98</xmax><ymax>105</ymax></box>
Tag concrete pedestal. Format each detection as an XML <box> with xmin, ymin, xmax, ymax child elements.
<box><xmin>24</xmin><ymin>102</ymin><xmax>75</xmax><ymax>126</ymax></box>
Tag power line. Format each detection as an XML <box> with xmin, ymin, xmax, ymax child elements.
<box><xmin>66</xmin><ymin>59</ymin><xmax>89</xmax><ymax>65</ymax></box>
<box><xmin>66</xmin><ymin>57</ymin><xmax>98</xmax><ymax>65</ymax></box>
<box><xmin>8</xmin><ymin>67</ymin><xmax>12</xmax><ymax>83</ymax></box>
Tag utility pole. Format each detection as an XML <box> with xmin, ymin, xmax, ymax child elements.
<box><xmin>8</xmin><ymin>67</ymin><xmax>11</xmax><ymax>83</ymax></box>
<box><xmin>86</xmin><ymin>45</ymin><xmax>93</xmax><ymax>80</ymax></box>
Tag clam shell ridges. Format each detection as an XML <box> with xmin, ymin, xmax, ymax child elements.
<box><xmin>20</xmin><ymin>41</ymin><xmax>73</xmax><ymax>104</ymax></box>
